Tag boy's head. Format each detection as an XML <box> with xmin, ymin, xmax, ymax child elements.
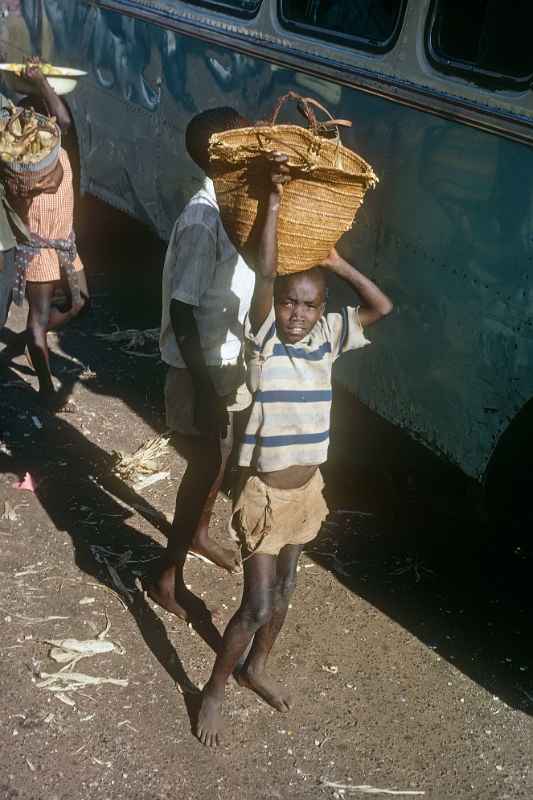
<box><xmin>185</xmin><ymin>107</ymin><xmax>250</xmax><ymax>175</ymax></box>
<box><xmin>274</xmin><ymin>268</ymin><xmax>327</xmax><ymax>344</ymax></box>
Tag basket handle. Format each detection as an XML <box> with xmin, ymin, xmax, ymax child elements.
<box><xmin>269</xmin><ymin>91</ymin><xmax>352</xmax><ymax>133</ymax></box>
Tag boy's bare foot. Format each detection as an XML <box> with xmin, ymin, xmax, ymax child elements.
<box><xmin>143</xmin><ymin>563</ymin><xmax>213</xmax><ymax>622</ymax></box>
<box><xmin>190</xmin><ymin>537</ymin><xmax>241</xmax><ymax>574</ymax></box>
<box><xmin>237</xmin><ymin>668</ymin><xmax>292</xmax><ymax>712</ymax></box>
<box><xmin>143</xmin><ymin>574</ymin><xmax>188</xmax><ymax>620</ymax></box>
<box><xmin>196</xmin><ymin>687</ymin><xmax>224</xmax><ymax>747</ymax></box>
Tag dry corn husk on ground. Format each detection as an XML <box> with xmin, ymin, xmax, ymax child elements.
<box><xmin>111</xmin><ymin>433</ymin><xmax>171</xmax><ymax>482</ymax></box>
<box><xmin>209</xmin><ymin>92</ymin><xmax>378</xmax><ymax>275</ymax></box>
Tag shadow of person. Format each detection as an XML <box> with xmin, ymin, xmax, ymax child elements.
<box><xmin>315</xmin><ymin>384</ymin><xmax>533</xmax><ymax>717</ymax></box>
<box><xmin>0</xmin><ymin>364</ymin><xmax>223</xmax><ymax>730</ymax></box>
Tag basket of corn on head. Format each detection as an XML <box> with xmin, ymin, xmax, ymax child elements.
<box><xmin>0</xmin><ymin>102</ymin><xmax>60</xmax><ymax>193</ymax></box>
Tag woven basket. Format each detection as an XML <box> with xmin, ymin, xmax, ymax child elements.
<box><xmin>0</xmin><ymin>108</ymin><xmax>61</xmax><ymax>194</ymax></box>
<box><xmin>209</xmin><ymin>92</ymin><xmax>378</xmax><ymax>274</ymax></box>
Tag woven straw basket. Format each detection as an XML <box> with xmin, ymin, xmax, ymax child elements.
<box><xmin>209</xmin><ymin>92</ymin><xmax>378</xmax><ymax>274</ymax></box>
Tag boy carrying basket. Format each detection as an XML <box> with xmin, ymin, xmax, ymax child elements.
<box><xmin>196</xmin><ymin>153</ymin><xmax>393</xmax><ymax>746</ymax></box>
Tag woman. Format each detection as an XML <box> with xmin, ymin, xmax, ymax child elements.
<box><xmin>1</xmin><ymin>61</ymin><xmax>89</xmax><ymax>410</ymax></box>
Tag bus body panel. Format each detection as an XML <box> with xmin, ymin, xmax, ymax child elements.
<box><xmin>3</xmin><ymin>0</ymin><xmax>532</xmax><ymax>480</ymax></box>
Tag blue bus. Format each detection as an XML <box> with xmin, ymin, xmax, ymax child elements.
<box><xmin>3</xmin><ymin>0</ymin><xmax>533</xmax><ymax>499</ymax></box>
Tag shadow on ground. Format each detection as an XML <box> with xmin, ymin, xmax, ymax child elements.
<box><xmin>1</xmin><ymin>195</ymin><xmax>532</xmax><ymax>721</ymax></box>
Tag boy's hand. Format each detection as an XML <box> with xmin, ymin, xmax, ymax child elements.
<box><xmin>266</xmin><ymin>151</ymin><xmax>291</xmax><ymax>200</ymax></box>
<box><xmin>319</xmin><ymin>247</ymin><xmax>343</xmax><ymax>272</ymax></box>
<box><xmin>194</xmin><ymin>385</ymin><xmax>230</xmax><ymax>438</ymax></box>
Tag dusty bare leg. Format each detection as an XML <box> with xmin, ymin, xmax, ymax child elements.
<box><xmin>189</xmin><ymin>418</ymin><xmax>241</xmax><ymax>572</ymax></box>
<box><xmin>237</xmin><ymin>544</ymin><xmax>303</xmax><ymax>711</ymax></box>
<box><xmin>196</xmin><ymin>554</ymin><xmax>276</xmax><ymax>746</ymax></box>
<box><xmin>2</xmin><ymin>279</ymin><xmax>88</xmax><ymax>379</ymax></box>
<box><xmin>145</xmin><ymin>420</ymin><xmax>239</xmax><ymax>619</ymax></box>
<box><xmin>25</xmin><ymin>281</ymin><xmax>55</xmax><ymax>398</ymax></box>
<box><xmin>25</xmin><ymin>280</ymin><xmax>88</xmax><ymax>410</ymax></box>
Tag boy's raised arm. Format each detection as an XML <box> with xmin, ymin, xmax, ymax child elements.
<box><xmin>320</xmin><ymin>248</ymin><xmax>393</xmax><ymax>327</ymax></box>
<box><xmin>249</xmin><ymin>153</ymin><xmax>290</xmax><ymax>334</ymax></box>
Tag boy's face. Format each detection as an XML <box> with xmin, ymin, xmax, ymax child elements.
<box><xmin>274</xmin><ymin>273</ymin><xmax>326</xmax><ymax>344</ymax></box>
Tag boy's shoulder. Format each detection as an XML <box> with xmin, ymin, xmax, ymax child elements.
<box><xmin>172</xmin><ymin>186</ymin><xmax>221</xmax><ymax>245</ymax></box>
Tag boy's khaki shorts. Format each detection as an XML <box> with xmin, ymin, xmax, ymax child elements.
<box><xmin>165</xmin><ymin>366</ymin><xmax>251</xmax><ymax>436</ymax></box>
<box><xmin>230</xmin><ymin>470</ymin><xmax>328</xmax><ymax>557</ymax></box>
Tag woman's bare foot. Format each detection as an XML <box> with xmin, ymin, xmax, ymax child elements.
<box><xmin>191</xmin><ymin>536</ymin><xmax>241</xmax><ymax>574</ymax></box>
<box><xmin>196</xmin><ymin>687</ymin><xmax>224</xmax><ymax>747</ymax></box>
<box><xmin>37</xmin><ymin>386</ymin><xmax>77</xmax><ymax>414</ymax></box>
<box><xmin>237</xmin><ymin>668</ymin><xmax>292</xmax><ymax>712</ymax></box>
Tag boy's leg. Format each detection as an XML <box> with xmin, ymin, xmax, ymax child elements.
<box><xmin>146</xmin><ymin>415</ymin><xmax>240</xmax><ymax>619</ymax></box>
<box><xmin>197</xmin><ymin>553</ymin><xmax>277</xmax><ymax>747</ymax></box>
<box><xmin>189</xmin><ymin>421</ymin><xmax>238</xmax><ymax>563</ymax></box>
<box><xmin>237</xmin><ymin>543</ymin><xmax>303</xmax><ymax>711</ymax></box>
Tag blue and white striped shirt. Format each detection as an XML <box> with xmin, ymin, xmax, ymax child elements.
<box><xmin>238</xmin><ymin>306</ymin><xmax>369</xmax><ymax>472</ymax></box>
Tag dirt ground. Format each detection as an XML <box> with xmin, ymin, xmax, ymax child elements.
<box><xmin>1</xmin><ymin>205</ymin><xmax>533</xmax><ymax>800</ymax></box>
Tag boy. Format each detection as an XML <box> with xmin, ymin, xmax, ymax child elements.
<box><xmin>1</xmin><ymin>61</ymin><xmax>89</xmax><ymax>410</ymax></box>
<box><xmin>147</xmin><ymin>108</ymin><xmax>255</xmax><ymax>619</ymax></box>
<box><xmin>196</xmin><ymin>154</ymin><xmax>393</xmax><ymax>746</ymax></box>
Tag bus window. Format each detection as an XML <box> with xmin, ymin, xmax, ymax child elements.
<box><xmin>279</xmin><ymin>1</ymin><xmax>406</xmax><ymax>52</ymax></box>
<box><xmin>184</xmin><ymin>0</ymin><xmax>261</xmax><ymax>17</ymax></box>
<box><xmin>427</xmin><ymin>0</ymin><xmax>533</xmax><ymax>89</ymax></box>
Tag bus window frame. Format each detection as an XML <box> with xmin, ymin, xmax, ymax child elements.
<box><xmin>425</xmin><ymin>0</ymin><xmax>533</xmax><ymax>91</ymax></box>
<box><xmin>180</xmin><ymin>0</ymin><xmax>262</xmax><ymax>19</ymax></box>
<box><xmin>277</xmin><ymin>0</ymin><xmax>407</xmax><ymax>55</ymax></box>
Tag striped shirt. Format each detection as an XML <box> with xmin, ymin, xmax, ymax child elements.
<box><xmin>238</xmin><ymin>305</ymin><xmax>370</xmax><ymax>472</ymax></box>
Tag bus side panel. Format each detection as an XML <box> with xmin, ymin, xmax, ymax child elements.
<box><xmin>6</xmin><ymin>1</ymin><xmax>533</xmax><ymax>479</ymax></box>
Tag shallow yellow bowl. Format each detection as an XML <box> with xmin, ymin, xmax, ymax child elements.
<box><xmin>0</xmin><ymin>63</ymin><xmax>87</xmax><ymax>96</ymax></box>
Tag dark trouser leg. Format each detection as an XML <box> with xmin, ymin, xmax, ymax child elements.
<box><xmin>0</xmin><ymin>249</ymin><xmax>25</xmax><ymax>360</ymax></box>
<box><xmin>237</xmin><ymin>543</ymin><xmax>303</xmax><ymax>710</ymax></box>
<box><xmin>0</xmin><ymin>248</ymin><xmax>16</xmax><ymax>330</ymax></box>
<box><xmin>196</xmin><ymin>553</ymin><xmax>277</xmax><ymax>746</ymax></box>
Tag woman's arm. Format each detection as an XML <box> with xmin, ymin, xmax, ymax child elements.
<box><xmin>22</xmin><ymin>61</ymin><xmax>72</xmax><ymax>134</ymax></box>
<box><xmin>321</xmin><ymin>248</ymin><xmax>393</xmax><ymax>327</ymax></box>
<box><xmin>249</xmin><ymin>152</ymin><xmax>290</xmax><ymax>334</ymax></box>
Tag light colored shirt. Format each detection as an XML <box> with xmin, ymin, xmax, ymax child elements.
<box><xmin>1</xmin><ymin>94</ymin><xmax>30</xmax><ymax>252</ymax></box>
<box><xmin>0</xmin><ymin>186</ymin><xmax>17</xmax><ymax>252</ymax></box>
<box><xmin>160</xmin><ymin>178</ymin><xmax>255</xmax><ymax>384</ymax></box>
<box><xmin>0</xmin><ymin>94</ymin><xmax>16</xmax><ymax>252</ymax></box>
<box><xmin>238</xmin><ymin>305</ymin><xmax>370</xmax><ymax>472</ymax></box>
